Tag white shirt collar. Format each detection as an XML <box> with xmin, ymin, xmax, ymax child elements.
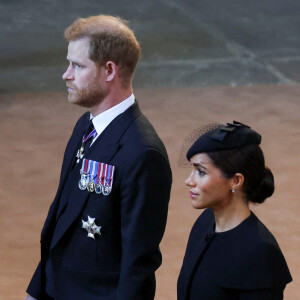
<box><xmin>90</xmin><ymin>94</ymin><xmax>135</xmax><ymax>143</ymax></box>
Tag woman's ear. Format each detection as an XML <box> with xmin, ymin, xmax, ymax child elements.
<box><xmin>231</xmin><ymin>173</ymin><xmax>244</xmax><ymax>192</ymax></box>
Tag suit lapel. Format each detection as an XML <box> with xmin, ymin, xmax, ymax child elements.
<box><xmin>50</xmin><ymin>103</ymin><xmax>141</xmax><ymax>251</ymax></box>
<box><xmin>41</xmin><ymin>115</ymin><xmax>88</xmax><ymax>242</ymax></box>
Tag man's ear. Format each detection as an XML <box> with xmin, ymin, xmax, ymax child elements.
<box><xmin>231</xmin><ymin>173</ymin><xmax>244</xmax><ymax>192</ymax></box>
<box><xmin>104</xmin><ymin>61</ymin><xmax>117</xmax><ymax>82</ymax></box>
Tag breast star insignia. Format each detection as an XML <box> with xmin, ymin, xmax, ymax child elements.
<box><xmin>81</xmin><ymin>216</ymin><xmax>101</xmax><ymax>239</ymax></box>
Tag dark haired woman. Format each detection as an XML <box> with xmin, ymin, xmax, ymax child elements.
<box><xmin>177</xmin><ymin>121</ymin><xmax>292</xmax><ymax>300</ymax></box>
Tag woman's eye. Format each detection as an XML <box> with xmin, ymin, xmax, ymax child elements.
<box><xmin>198</xmin><ymin>169</ymin><xmax>206</xmax><ymax>176</ymax></box>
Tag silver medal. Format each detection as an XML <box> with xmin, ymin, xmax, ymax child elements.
<box><xmin>81</xmin><ymin>216</ymin><xmax>101</xmax><ymax>239</ymax></box>
<box><xmin>78</xmin><ymin>175</ymin><xmax>88</xmax><ymax>190</ymax></box>
<box><xmin>102</xmin><ymin>182</ymin><xmax>112</xmax><ymax>196</ymax></box>
<box><xmin>95</xmin><ymin>183</ymin><xmax>103</xmax><ymax>194</ymax></box>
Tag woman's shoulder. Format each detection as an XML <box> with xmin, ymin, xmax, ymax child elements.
<box><xmin>239</xmin><ymin>213</ymin><xmax>289</xmax><ymax>264</ymax></box>
<box><xmin>219</xmin><ymin>212</ymin><xmax>292</xmax><ymax>289</ymax></box>
<box><xmin>238</xmin><ymin>212</ymin><xmax>280</xmax><ymax>249</ymax></box>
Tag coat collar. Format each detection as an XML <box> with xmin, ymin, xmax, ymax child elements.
<box><xmin>178</xmin><ymin>209</ymin><xmax>293</xmax><ymax>299</ymax></box>
<box><xmin>178</xmin><ymin>209</ymin><xmax>215</xmax><ymax>300</ymax></box>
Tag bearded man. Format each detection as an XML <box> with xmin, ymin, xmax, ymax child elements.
<box><xmin>25</xmin><ymin>15</ymin><xmax>172</xmax><ymax>300</ymax></box>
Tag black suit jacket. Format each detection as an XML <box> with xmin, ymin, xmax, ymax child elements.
<box><xmin>177</xmin><ymin>209</ymin><xmax>292</xmax><ymax>300</ymax></box>
<box><xmin>27</xmin><ymin>102</ymin><xmax>172</xmax><ymax>300</ymax></box>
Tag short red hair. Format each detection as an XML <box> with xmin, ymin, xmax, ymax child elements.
<box><xmin>64</xmin><ymin>15</ymin><xmax>141</xmax><ymax>87</ymax></box>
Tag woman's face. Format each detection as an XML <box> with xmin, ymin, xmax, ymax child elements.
<box><xmin>186</xmin><ymin>153</ymin><xmax>233</xmax><ymax>210</ymax></box>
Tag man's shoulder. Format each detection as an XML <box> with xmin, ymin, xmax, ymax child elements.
<box><xmin>124</xmin><ymin>115</ymin><xmax>168</xmax><ymax>157</ymax></box>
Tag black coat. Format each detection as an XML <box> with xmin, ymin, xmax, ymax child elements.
<box><xmin>27</xmin><ymin>102</ymin><xmax>172</xmax><ymax>300</ymax></box>
<box><xmin>177</xmin><ymin>209</ymin><xmax>292</xmax><ymax>300</ymax></box>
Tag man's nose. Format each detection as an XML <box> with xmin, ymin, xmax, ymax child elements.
<box><xmin>62</xmin><ymin>65</ymin><xmax>73</xmax><ymax>81</ymax></box>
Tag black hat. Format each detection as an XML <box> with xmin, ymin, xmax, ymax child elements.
<box><xmin>186</xmin><ymin>121</ymin><xmax>261</xmax><ymax>160</ymax></box>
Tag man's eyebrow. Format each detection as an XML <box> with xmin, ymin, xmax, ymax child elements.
<box><xmin>66</xmin><ymin>57</ymin><xmax>82</xmax><ymax>65</ymax></box>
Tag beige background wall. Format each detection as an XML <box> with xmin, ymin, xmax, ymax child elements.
<box><xmin>1</xmin><ymin>84</ymin><xmax>299</xmax><ymax>299</ymax></box>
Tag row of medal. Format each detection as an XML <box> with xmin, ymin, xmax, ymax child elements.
<box><xmin>78</xmin><ymin>158</ymin><xmax>115</xmax><ymax>196</ymax></box>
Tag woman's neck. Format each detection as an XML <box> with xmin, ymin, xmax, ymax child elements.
<box><xmin>213</xmin><ymin>199</ymin><xmax>251</xmax><ymax>233</ymax></box>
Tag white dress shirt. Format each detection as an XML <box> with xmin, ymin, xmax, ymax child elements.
<box><xmin>90</xmin><ymin>94</ymin><xmax>135</xmax><ymax>145</ymax></box>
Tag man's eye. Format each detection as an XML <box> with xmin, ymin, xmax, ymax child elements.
<box><xmin>72</xmin><ymin>63</ymin><xmax>82</xmax><ymax>69</ymax></box>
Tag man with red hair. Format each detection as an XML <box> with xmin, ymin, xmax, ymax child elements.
<box><xmin>25</xmin><ymin>15</ymin><xmax>172</xmax><ymax>300</ymax></box>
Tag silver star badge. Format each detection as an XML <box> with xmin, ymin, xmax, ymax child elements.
<box><xmin>81</xmin><ymin>216</ymin><xmax>101</xmax><ymax>239</ymax></box>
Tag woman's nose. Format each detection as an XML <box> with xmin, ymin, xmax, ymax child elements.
<box><xmin>185</xmin><ymin>173</ymin><xmax>195</xmax><ymax>187</ymax></box>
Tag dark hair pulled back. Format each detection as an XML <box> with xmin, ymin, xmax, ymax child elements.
<box><xmin>207</xmin><ymin>144</ymin><xmax>274</xmax><ymax>203</ymax></box>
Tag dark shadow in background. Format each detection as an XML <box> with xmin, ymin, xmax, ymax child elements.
<box><xmin>1</xmin><ymin>0</ymin><xmax>300</xmax><ymax>92</ymax></box>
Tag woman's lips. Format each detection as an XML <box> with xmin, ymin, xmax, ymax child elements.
<box><xmin>189</xmin><ymin>191</ymin><xmax>198</xmax><ymax>199</ymax></box>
